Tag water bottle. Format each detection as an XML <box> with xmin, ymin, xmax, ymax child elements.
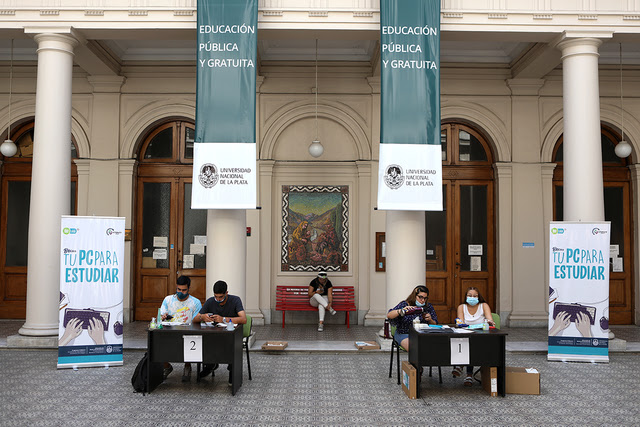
<box><xmin>226</xmin><ymin>320</ymin><xmax>235</xmax><ymax>331</ymax></box>
<box><xmin>413</xmin><ymin>316</ymin><xmax>421</xmax><ymax>330</ymax></box>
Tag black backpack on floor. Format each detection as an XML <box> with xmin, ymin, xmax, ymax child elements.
<box><xmin>131</xmin><ymin>352</ymin><xmax>149</xmax><ymax>395</ymax></box>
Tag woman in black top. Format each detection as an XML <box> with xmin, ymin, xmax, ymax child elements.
<box><xmin>308</xmin><ymin>272</ymin><xmax>336</xmax><ymax>331</ymax></box>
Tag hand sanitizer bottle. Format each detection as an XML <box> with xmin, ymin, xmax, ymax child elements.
<box><xmin>413</xmin><ymin>316</ymin><xmax>421</xmax><ymax>330</ymax></box>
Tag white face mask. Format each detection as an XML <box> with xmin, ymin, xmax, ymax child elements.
<box><xmin>466</xmin><ymin>297</ymin><xmax>479</xmax><ymax>306</ymax></box>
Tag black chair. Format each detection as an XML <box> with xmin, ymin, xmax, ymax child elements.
<box><xmin>388</xmin><ymin>324</ymin><xmax>442</xmax><ymax>384</ymax></box>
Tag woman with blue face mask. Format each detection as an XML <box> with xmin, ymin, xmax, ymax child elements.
<box><xmin>386</xmin><ymin>285</ymin><xmax>438</xmax><ymax>351</ymax></box>
<box><xmin>452</xmin><ymin>286</ymin><xmax>495</xmax><ymax>386</ymax></box>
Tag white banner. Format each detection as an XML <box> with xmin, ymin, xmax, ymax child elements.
<box><xmin>192</xmin><ymin>143</ymin><xmax>256</xmax><ymax>209</ymax></box>
<box><xmin>58</xmin><ymin>216</ymin><xmax>125</xmax><ymax>369</ymax></box>
<box><xmin>548</xmin><ymin>221</ymin><xmax>610</xmax><ymax>363</ymax></box>
<box><xmin>377</xmin><ymin>144</ymin><xmax>442</xmax><ymax>211</ymax></box>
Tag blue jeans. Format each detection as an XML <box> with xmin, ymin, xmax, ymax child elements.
<box><xmin>393</xmin><ymin>331</ymin><xmax>409</xmax><ymax>347</ymax></box>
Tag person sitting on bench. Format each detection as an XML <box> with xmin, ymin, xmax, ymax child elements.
<box><xmin>308</xmin><ymin>272</ymin><xmax>336</xmax><ymax>331</ymax></box>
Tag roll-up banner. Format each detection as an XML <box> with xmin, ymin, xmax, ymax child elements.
<box><xmin>193</xmin><ymin>0</ymin><xmax>257</xmax><ymax>209</ymax></box>
<box><xmin>548</xmin><ymin>221</ymin><xmax>610</xmax><ymax>363</ymax></box>
<box><xmin>378</xmin><ymin>0</ymin><xmax>442</xmax><ymax>211</ymax></box>
<box><xmin>58</xmin><ymin>216</ymin><xmax>125</xmax><ymax>369</ymax></box>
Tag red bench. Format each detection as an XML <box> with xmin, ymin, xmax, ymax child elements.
<box><xmin>276</xmin><ymin>285</ymin><xmax>356</xmax><ymax>328</ymax></box>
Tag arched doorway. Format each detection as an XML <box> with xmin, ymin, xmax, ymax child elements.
<box><xmin>552</xmin><ymin>125</ymin><xmax>634</xmax><ymax>324</ymax></box>
<box><xmin>426</xmin><ymin>122</ymin><xmax>495</xmax><ymax>323</ymax></box>
<box><xmin>134</xmin><ymin>119</ymin><xmax>207</xmax><ymax>320</ymax></box>
<box><xmin>0</xmin><ymin>120</ymin><xmax>78</xmax><ymax>318</ymax></box>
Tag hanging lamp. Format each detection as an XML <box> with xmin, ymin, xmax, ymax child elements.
<box><xmin>308</xmin><ymin>39</ymin><xmax>324</xmax><ymax>158</ymax></box>
<box><xmin>615</xmin><ymin>43</ymin><xmax>632</xmax><ymax>158</ymax></box>
<box><xmin>0</xmin><ymin>39</ymin><xmax>17</xmax><ymax>158</ymax></box>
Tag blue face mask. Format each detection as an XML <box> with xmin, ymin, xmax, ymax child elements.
<box><xmin>466</xmin><ymin>297</ymin><xmax>479</xmax><ymax>306</ymax></box>
<box><xmin>177</xmin><ymin>291</ymin><xmax>188</xmax><ymax>300</ymax></box>
<box><xmin>415</xmin><ymin>301</ymin><xmax>425</xmax><ymax>307</ymax></box>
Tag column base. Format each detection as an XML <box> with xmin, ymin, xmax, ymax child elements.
<box><xmin>364</xmin><ymin>311</ymin><xmax>387</xmax><ymax>327</ymax></box>
<box><xmin>18</xmin><ymin>323</ymin><xmax>58</xmax><ymax>336</ymax></box>
<box><xmin>246</xmin><ymin>309</ymin><xmax>265</xmax><ymax>326</ymax></box>
<box><xmin>609</xmin><ymin>338</ymin><xmax>627</xmax><ymax>352</ymax></box>
<box><xmin>508</xmin><ymin>312</ymin><xmax>549</xmax><ymax>327</ymax></box>
<box><xmin>7</xmin><ymin>334</ymin><xmax>57</xmax><ymax>348</ymax></box>
<box><xmin>376</xmin><ymin>335</ymin><xmax>392</xmax><ymax>352</ymax></box>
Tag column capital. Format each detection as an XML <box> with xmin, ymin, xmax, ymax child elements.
<box><xmin>506</xmin><ymin>79</ymin><xmax>545</xmax><ymax>96</ymax></box>
<box><xmin>73</xmin><ymin>158</ymin><xmax>91</xmax><ymax>174</ymax></box>
<box><xmin>25</xmin><ymin>27</ymin><xmax>85</xmax><ymax>51</ymax></box>
<box><xmin>87</xmin><ymin>76</ymin><xmax>126</xmax><ymax>93</ymax></box>
<box><xmin>629</xmin><ymin>163</ymin><xmax>640</xmax><ymax>179</ymax></box>
<box><xmin>493</xmin><ymin>162</ymin><xmax>513</xmax><ymax>179</ymax></box>
<box><xmin>118</xmin><ymin>159</ymin><xmax>137</xmax><ymax>175</ymax></box>
<box><xmin>556</xmin><ymin>34</ymin><xmax>607</xmax><ymax>59</ymax></box>
<box><xmin>367</xmin><ymin>76</ymin><xmax>380</xmax><ymax>94</ymax></box>
<box><xmin>540</xmin><ymin>162</ymin><xmax>557</xmax><ymax>179</ymax></box>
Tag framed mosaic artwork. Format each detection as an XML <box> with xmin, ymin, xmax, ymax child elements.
<box><xmin>281</xmin><ymin>185</ymin><xmax>349</xmax><ymax>272</ymax></box>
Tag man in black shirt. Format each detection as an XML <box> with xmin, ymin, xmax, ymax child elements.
<box><xmin>193</xmin><ymin>280</ymin><xmax>247</xmax><ymax>381</ymax></box>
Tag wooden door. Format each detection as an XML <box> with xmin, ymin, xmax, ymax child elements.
<box><xmin>0</xmin><ymin>122</ymin><xmax>77</xmax><ymax>318</ymax></box>
<box><xmin>552</xmin><ymin>126</ymin><xmax>634</xmax><ymax>324</ymax></box>
<box><xmin>134</xmin><ymin>173</ymin><xmax>207</xmax><ymax>320</ymax></box>
<box><xmin>426</xmin><ymin>123</ymin><xmax>495</xmax><ymax>324</ymax></box>
<box><xmin>426</xmin><ymin>180</ymin><xmax>494</xmax><ymax>324</ymax></box>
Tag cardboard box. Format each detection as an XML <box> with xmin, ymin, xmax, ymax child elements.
<box><xmin>481</xmin><ymin>366</ymin><xmax>498</xmax><ymax>397</ymax></box>
<box><xmin>401</xmin><ymin>361</ymin><xmax>417</xmax><ymax>399</ymax></box>
<box><xmin>261</xmin><ymin>341</ymin><xmax>288</xmax><ymax>351</ymax></box>
<box><xmin>506</xmin><ymin>367</ymin><xmax>540</xmax><ymax>395</ymax></box>
<box><xmin>354</xmin><ymin>341</ymin><xmax>380</xmax><ymax>350</ymax></box>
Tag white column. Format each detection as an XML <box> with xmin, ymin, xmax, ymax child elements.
<box><xmin>557</xmin><ymin>37</ymin><xmax>605</xmax><ymax>222</ymax></box>
<box><xmin>206</xmin><ymin>210</ymin><xmax>247</xmax><ymax>303</ymax></box>
<box><xmin>19</xmin><ymin>33</ymin><xmax>79</xmax><ymax>336</ymax></box>
<box><xmin>385</xmin><ymin>211</ymin><xmax>425</xmax><ymax>307</ymax></box>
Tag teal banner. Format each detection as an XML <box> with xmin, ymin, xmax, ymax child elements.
<box><xmin>380</xmin><ymin>0</ymin><xmax>440</xmax><ymax>145</ymax></box>
<box><xmin>196</xmin><ymin>0</ymin><xmax>257</xmax><ymax>143</ymax></box>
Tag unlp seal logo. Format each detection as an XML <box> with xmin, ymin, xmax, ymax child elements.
<box><xmin>383</xmin><ymin>164</ymin><xmax>404</xmax><ymax>189</ymax></box>
<box><xmin>198</xmin><ymin>163</ymin><xmax>219</xmax><ymax>188</ymax></box>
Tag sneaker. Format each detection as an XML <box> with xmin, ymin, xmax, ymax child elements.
<box><xmin>464</xmin><ymin>376</ymin><xmax>473</xmax><ymax>387</ymax></box>
<box><xmin>182</xmin><ymin>364</ymin><xmax>192</xmax><ymax>382</ymax></box>
<box><xmin>162</xmin><ymin>364</ymin><xmax>173</xmax><ymax>380</ymax></box>
<box><xmin>329</xmin><ymin>307</ymin><xmax>337</xmax><ymax>315</ymax></box>
<box><xmin>199</xmin><ymin>363</ymin><xmax>218</xmax><ymax>378</ymax></box>
<box><xmin>318</xmin><ymin>323</ymin><xmax>324</xmax><ymax>332</ymax></box>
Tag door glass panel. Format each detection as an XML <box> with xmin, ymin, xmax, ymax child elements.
<box><xmin>144</xmin><ymin>128</ymin><xmax>173</xmax><ymax>159</ymax></box>
<box><xmin>554</xmin><ymin>185</ymin><xmax>563</xmax><ymax>220</ymax></box>
<box><xmin>440</xmin><ymin>130</ymin><xmax>447</xmax><ymax>161</ymax></box>
<box><xmin>459</xmin><ymin>185</ymin><xmax>488</xmax><ymax>271</ymax></box>
<box><xmin>142</xmin><ymin>182</ymin><xmax>171</xmax><ymax>269</ymax></box>
<box><xmin>426</xmin><ymin>186</ymin><xmax>446</xmax><ymax>271</ymax></box>
<box><xmin>5</xmin><ymin>181</ymin><xmax>30</xmax><ymax>266</ymax></box>
<box><xmin>459</xmin><ymin>130</ymin><xmax>487</xmax><ymax>162</ymax></box>
<box><xmin>183</xmin><ymin>183</ymin><xmax>207</xmax><ymax>269</ymax></box>
<box><xmin>184</xmin><ymin>127</ymin><xmax>195</xmax><ymax>159</ymax></box>
<box><xmin>70</xmin><ymin>181</ymin><xmax>76</xmax><ymax>214</ymax></box>
<box><xmin>605</xmin><ymin>186</ymin><xmax>624</xmax><ymax>269</ymax></box>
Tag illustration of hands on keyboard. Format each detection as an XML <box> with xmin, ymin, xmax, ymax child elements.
<box><xmin>63</xmin><ymin>308</ymin><xmax>110</xmax><ymax>331</ymax></box>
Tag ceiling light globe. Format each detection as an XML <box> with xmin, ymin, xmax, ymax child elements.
<box><xmin>308</xmin><ymin>139</ymin><xmax>324</xmax><ymax>158</ymax></box>
<box><xmin>615</xmin><ymin>140</ymin><xmax>632</xmax><ymax>158</ymax></box>
<box><xmin>0</xmin><ymin>139</ymin><xmax>17</xmax><ymax>157</ymax></box>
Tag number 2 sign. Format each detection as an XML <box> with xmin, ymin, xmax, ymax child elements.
<box><xmin>183</xmin><ymin>335</ymin><xmax>203</xmax><ymax>362</ymax></box>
